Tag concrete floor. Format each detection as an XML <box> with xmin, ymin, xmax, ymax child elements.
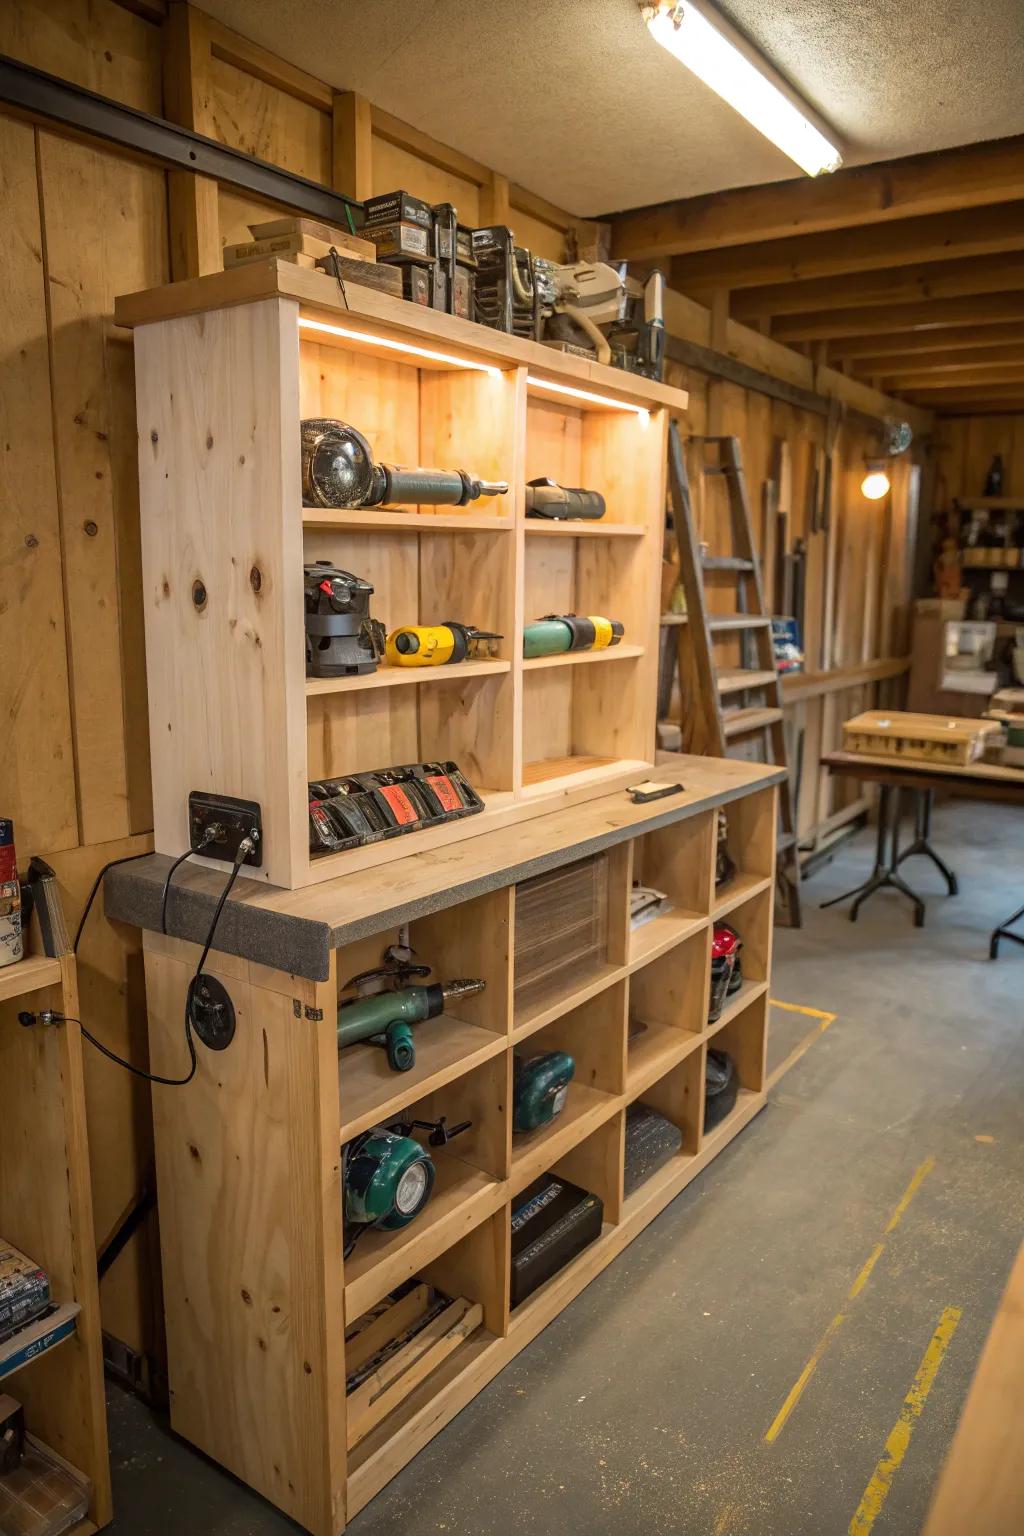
<box><xmin>104</xmin><ymin>799</ymin><xmax>1024</xmax><ymax>1535</ymax></box>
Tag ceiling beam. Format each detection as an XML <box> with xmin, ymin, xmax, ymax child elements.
<box><xmin>607</xmin><ymin>135</ymin><xmax>1024</xmax><ymax>262</ymax></box>
<box><xmin>774</xmin><ymin>293</ymin><xmax>1024</xmax><ymax>341</ymax></box>
<box><xmin>831</xmin><ymin>324</ymin><xmax>1024</xmax><ymax>360</ymax></box>
<box><xmin>904</xmin><ymin>388</ymin><xmax>1024</xmax><ymax>411</ymax></box>
<box><xmin>733</xmin><ymin>255</ymin><xmax>1024</xmax><ymax>320</ymax></box>
<box><xmin>878</xmin><ymin>364</ymin><xmax>1024</xmax><ymax>391</ymax></box>
<box><xmin>671</xmin><ymin>204</ymin><xmax>1024</xmax><ymax>294</ymax></box>
<box><xmin>849</xmin><ymin>343</ymin><xmax>1024</xmax><ymax>375</ymax></box>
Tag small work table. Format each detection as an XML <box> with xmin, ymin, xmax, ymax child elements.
<box><xmin>821</xmin><ymin>750</ymin><xmax>1024</xmax><ymax>952</ymax></box>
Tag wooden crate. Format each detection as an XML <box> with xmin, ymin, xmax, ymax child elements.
<box><xmin>138</xmin><ymin>761</ymin><xmax>778</xmax><ymax>1532</ymax></box>
<box><xmin>842</xmin><ymin>709</ymin><xmax>1003</xmax><ymax>766</ymax></box>
<box><xmin>115</xmin><ymin>262</ymin><xmax>685</xmax><ymax>889</ymax></box>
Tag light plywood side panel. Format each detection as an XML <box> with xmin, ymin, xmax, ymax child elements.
<box><xmin>39</xmin><ymin>130</ymin><xmax>168</xmax><ymax>842</ymax></box>
<box><xmin>0</xmin><ymin>116</ymin><xmax>77</xmax><ymax>854</ymax></box>
<box><xmin>523</xmin><ymin>670</ymin><xmax>574</xmax><ymax>764</ymax></box>
<box><xmin>525</xmin><ymin>397</ymin><xmax>584</xmax><ymax>487</ymax></box>
<box><xmin>0</xmin><ymin>967</ymin><xmax>111</xmax><ymax>1524</ymax></box>
<box><xmin>134</xmin><ymin>298</ymin><xmax>307</xmax><ymax>887</ymax></box>
<box><xmin>299</xmin><ymin>344</ymin><xmax>421</xmax><ymax>487</ymax></box>
<box><xmin>308</xmin><ymin>688</ymin><xmax>419</xmax><ymax>783</ymax></box>
<box><xmin>144</xmin><ymin>945</ymin><xmax>345</xmax><ymax>1536</ymax></box>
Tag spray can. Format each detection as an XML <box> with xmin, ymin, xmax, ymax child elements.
<box><xmin>0</xmin><ymin>821</ymin><xmax>23</xmax><ymax>969</ymax></box>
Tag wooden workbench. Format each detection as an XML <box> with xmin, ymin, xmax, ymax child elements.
<box><xmin>111</xmin><ymin>755</ymin><xmax>782</xmax><ymax>1532</ymax></box>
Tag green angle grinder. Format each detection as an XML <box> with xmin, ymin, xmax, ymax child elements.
<box><xmin>523</xmin><ymin>614</ymin><xmax>624</xmax><ymax>659</ymax></box>
<box><xmin>513</xmin><ymin>1051</ymin><xmax>575</xmax><ymax>1132</ymax></box>
<box><xmin>337</xmin><ymin>947</ymin><xmax>485</xmax><ymax>1071</ymax></box>
<box><xmin>344</xmin><ymin>1116</ymin><xmax>470</xmax><ymax>1255</ymax></box>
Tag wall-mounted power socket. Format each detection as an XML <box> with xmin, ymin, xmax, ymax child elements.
<box><xmin>188</xmin><ymin>792</ymin><xmax>263</xmax><ymax>867</ymax></box>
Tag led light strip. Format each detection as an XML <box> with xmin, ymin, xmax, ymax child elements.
<box><xmin>526</xmin><ymin>375</ymin><xmax>650</xmax><ymax>420</ymax></box>
<box><xmin>298</xmin><ymin>317</ymin><xmax>502</xmax><ymax>376</ymax></box>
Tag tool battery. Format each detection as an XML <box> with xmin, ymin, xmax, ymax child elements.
<box><xmin>308</xmin><ymin>761</ymin><xmax>483</xmax><ymax>855</ymax></box>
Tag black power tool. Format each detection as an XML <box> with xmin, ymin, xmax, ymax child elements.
<box><xmin>301</xmin><ymin>419</ymin><xmax>507</xmax><ymax>509</ymax></box>
<box><xmin>304</xmin><ymin>561</ymin><xmax>385</xmax><ymax>677</ymax></box>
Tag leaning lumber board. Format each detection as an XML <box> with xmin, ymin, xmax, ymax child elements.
<box><xmin>345</xmin><ymin>1284</ymin><xmax>431</xmax><ymax>1377</ymax></box>
<box><xmin>347</xmin><ymin>1298</ymin><xmax>482</xmax><ymax>1448</ymax></box>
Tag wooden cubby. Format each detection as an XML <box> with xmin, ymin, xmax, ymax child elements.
<box><xmin>0</xmin><ymin>955</ymin><xmax>111</xmax><ymax>1533</ymax></box>
<box><xmin>138</xmin><ymin>763</ymin><xmax>778</xmax><ymax>1532</ymax></box>
<box><xmin>116</xmin><ymin>264</ymin><xmax>685</xmax><ymax>889</ymax></box>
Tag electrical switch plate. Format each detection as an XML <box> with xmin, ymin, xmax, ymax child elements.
<box><xmin>188</xmin><ymin>792</ymin><xmax>263</xmax><ymax>867</ymax></box>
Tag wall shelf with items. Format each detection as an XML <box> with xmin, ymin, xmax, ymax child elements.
<box><xmin>117</xmin><ymin>262</ymin><xmax>684</xmax><ymax>890</ymax></box>
<box><xmin>129</xmin><ymin>757</ymin><xmax>779</xmax><ymax>1533</ymax></box>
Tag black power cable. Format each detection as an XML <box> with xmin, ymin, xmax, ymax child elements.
<box><xmin>64</xmin><ymin>832</ymin><xmax>256</xmax><ymax>1087</ymax></box>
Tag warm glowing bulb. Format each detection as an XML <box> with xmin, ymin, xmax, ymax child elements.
<box><xmin>861</xmin><ymin>470</ymin><xmax>890</xmax><ymax>501</ymax></box>
<box><xmin>646</xmin><ymin>4</ymin><xmax>842</xmax><ymax>178</ymax></box>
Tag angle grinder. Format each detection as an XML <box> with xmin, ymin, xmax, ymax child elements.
<box><xmin>523</xmin><ymin>615</ymin><xmax>624</xmax><ymax>659</ymax></box>
<box><xmin>301</xmin><ymin>418</ymin><xmax>508</xmax><ymax>508</ymax></box>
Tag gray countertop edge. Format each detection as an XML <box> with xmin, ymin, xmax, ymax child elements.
<box><xmin>104</xmin><ymin>771</ymin><xmax>784</xmax><ymax>981</ymax></box>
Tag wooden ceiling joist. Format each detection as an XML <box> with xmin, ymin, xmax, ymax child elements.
<box><xmin>671</xmin><ymin>203</ymin><xmax>1024</xmax><ymax>294</ymax></box>
<box><xmin>831</xmin><ymin>324</ymin><xmax>1024</xmax><ymax>360</ymax></box>
<box><xmin>878</xmin><ymin>364</ymin><xmax>1024</xmax><ymax>391</ymax></box>
<box><xmin>905</xmin><ymin>388</ymin><xmax>1024</xmax><ymax>411</ymax></box>
<box><xmin>775</xmin><ymin>293</ymin><xmax>1024</xmax><ymax>342</ymax></box>
<box><xmin>850</xmin><ymin>342</ymin><xmax>1024</xmax><ymax>376</ymax></box>
<box><xmin>608</xmin><ymin>135</ymin><xmax>1024</xmax><ymax>262</ymax></box>
<box><xmin>733</xmin><ymin>255</ymin><xmax>1024</xmax><ymax>320</ymax></box>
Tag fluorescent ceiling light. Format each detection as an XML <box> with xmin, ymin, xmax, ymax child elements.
<box><xmin>298</xmin><ymin>317</ymin><xmax>501</xmax><ymax>376</ymax></box>
<box><xmin>526</xmin><ymin>375</ymin><xmax>650</xmax><ymax>420</ymax></box>
<box><xmin>645</xmin><ymin>3</ymin><xmax>842</xmax><ymax>177</ymax></box>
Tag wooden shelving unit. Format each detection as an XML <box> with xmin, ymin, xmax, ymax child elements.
<box><xmin>0</xmin><ymin>954</ymin><xmax>111</xmax><ymax>1530</ymax></box>
<box><xmin>115</xmin><ymin>262</ymin><xmax>686</xmax><ymax>891</ymax></box>
<box><xmin>136</xmin><ymin>763</ymin><xmax>778</xmax><ymax>1533</ymax></box>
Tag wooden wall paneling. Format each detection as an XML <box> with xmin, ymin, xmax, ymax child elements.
<box><xmin>207</xmin><ymin>49</ymin><xmax>331</xmax><ymax>179</ymax></box>
<box><xmin>371</xmin><ymin>135</ymin><xmax>482</xmax><ymax>222</ymax></box>
<box><xmin>164</xmin><ymin>0</ymin><xmax>220</xmax><ymax>278</ymax></box>
<box><xmin>0</xmin><ymin>0</ymin><xmax>161</xmax><ymax>107</ymax></box>
<box><xmin>0</xmin><ymin>116</ymin><xmax>78</xmax><ymax>855</ymax></box>
<box><xmin>38</xmin><ymin>129</ymin><xmax>168</xmax><ymax>843</ymax></box>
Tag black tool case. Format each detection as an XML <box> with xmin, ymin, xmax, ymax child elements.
<box><xmin>510</xmin><ymin>1174</ymin><xmax>603</xmax><ymax>1307</ymax></box>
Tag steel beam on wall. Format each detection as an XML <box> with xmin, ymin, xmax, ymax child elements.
<box><xmin>0</xmin><ymin>52</ymin><xmax>361</xmax><ymax>223</ymax></box>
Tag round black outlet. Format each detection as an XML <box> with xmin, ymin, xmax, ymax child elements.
<box><xmin>189</xmin><ymin>975</ymin><xmax>236</xmax><ymax>1051</ymax></box>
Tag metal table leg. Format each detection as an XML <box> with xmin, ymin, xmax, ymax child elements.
<box><xmin>820</xmin><ymin>784</ymin><xmax>927</xmax><ymax>927</ymax></box>
<box><xmin>893</xmin><ymin>789</ymin><xmax>959</xmax><ymax>894</ymax></box>
<box><xmin>990</xmin><ymin>900</ymin><xmax>1024</xmax><ymax>959</ymax></box>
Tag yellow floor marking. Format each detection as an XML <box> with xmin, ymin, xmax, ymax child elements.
<box><xmin>765</xmin><ymin>1000</ymin><xmax>836</xmax><ymax>1092</ymax></box>
<box><xmin>848</xmin><ymin>1306</ymin><xmax>962</xmax><ymax>1536</ymax></box>
<box><xmin>713</xmin><ymin>1502</ymin><xmax>739</xmax><ymax>1535</ymax></box>
<box><xmin>769</xmin><ymin>998</ymin><xmax>837</xmax><ymax>1022</ymax></box>
<box><xmin>975</xmin><ymin>1134</ymin><xmax>995</xmax><ymax>1144</ymax></box>
<box><xmin>764</xmin><ymin>1157</ymin><xmax>936</xmax><ymax>1443</ymax></box>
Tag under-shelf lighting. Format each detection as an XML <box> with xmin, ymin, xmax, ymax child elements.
<box><xmin>644</xmin><ymin>2</ymin><xmax>842</xmax><ymax>178</ymax></box>
<box><xmin>526</xmin><ymin>375</ymin><xmax>650</xmax><ymax>421</ymax></box>
<box><xmin>298</xmin><ymin>317</ymin><xmax>501</xmax><ymax>376</ymax></box>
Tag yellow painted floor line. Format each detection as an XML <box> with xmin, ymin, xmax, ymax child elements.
<box><xmin>764</xmin><ymin>1156</ymin><xmax>936</xmax><ymax>1444</ymax></box>
<box><xmin>848</xmin><ymin>1306</ymin><xmax>962</xmax><ymax>1536</ymax></box>
<box><xmin>765</xmin><ymin>999</ymin><xmax>837</xmax><ymax>1092</ymax></box>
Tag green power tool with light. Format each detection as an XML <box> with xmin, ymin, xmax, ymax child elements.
<box><xmin>513</xmin><ymin>1051</ymin><xmax>575</xmax><ymax>1133</ymax></box>
<box><xmin>337</xmin><ymin>947</ymin><xmax>485</xmax><ymax>1072</ymax></box>
<box><xmin>523</xmin><ymin>614</ymin><xmax>624</xmax><ymax>659</ymax></box>
<box><xmin>344</xmin><ymin>1115</ymin><xmax>471</xmax><ymax>1256</ymax></box>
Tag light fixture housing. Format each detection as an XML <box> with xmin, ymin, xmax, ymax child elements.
<box><xmin>298</xmin><ymin>317</ymin><xmax>501</xmax><ymax>376</ymax></box>
<box><xmin>644</xmin><ymin>2</ymin><xmax>842</xmax><ymax>178</ymax></box>
<box><xmin>526</xmin><ymin>375</ymin><xmax>650</xmax><ymax>420</ymax></box>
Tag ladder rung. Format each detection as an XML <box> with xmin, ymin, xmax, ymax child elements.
<box><xmin>708</xmin><ymin>615</ymin><xmax>772</xmax><ymax>632</ymax></box>
<box><xmin>717</xmin><ymin>668</ymin><xmax>778</xmax><ymax>695</ymax></box>
<box><xmin>723</xmin><ymin>706</ymin><xmax>783</xmax><ymax>738</ymax></box>
<box><xmin>702</xmin><ymin>556</ymin><xmax>755</xmax><ymax>573</ymax></box>
<box><xmin>660</xmin><ymin>613</ymin><xmax>689</xmax><ymax>626</ymax></box>
<box><xmin>777</xmin><ymin>832</ymin><xmax>799</xmax><ymax>853</ymax></box>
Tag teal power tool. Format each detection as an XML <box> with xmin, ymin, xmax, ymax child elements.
<box><xmin>337</xmin><ymin>948</ymin><xmax>485</xmax><ymax>1072</ymax></box>
<box><xmin>523</xmin><ymin>614</ymin><xmax>624</xmax><ymax>659</ymax></box>
<box><xmin>513</xmin><ymin>1051</ymin><xmax>575</xmax><ymax>1133</ymax></box>
<box><xmin>344</xmin><ymin>1116</ymin><xmax>471</xmax><ymax>1256</ymax></box>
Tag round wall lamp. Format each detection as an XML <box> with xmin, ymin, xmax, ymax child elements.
<box><xmin>861</xmin><ymin>464</ymin><xmax>891</xmax><ymax>501</ymax></box>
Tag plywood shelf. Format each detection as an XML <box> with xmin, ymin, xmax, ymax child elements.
<box><xmin>626</xmin><ymin>1022</ymin><xmax>701</xmax><ymax>1100</ymax></box>
<box><xmin>510</xmin><ymin>1083</ymin><xmax>619</xmax><ymax>1196</ymax></box>
<box><xmin>713</xmin><ymin>872</ymin><xmax>772</xmax><ymax>919</ymax></box>
<box><xmin>344</xmin><ymin>1155</ymin><xmax>505</xmax><ymax>1319</ymax></box>
<box><xmin>524</xmin><ymin>521</ymin><xmax>646</xmax><ymax>538</ymax></box>
<box><xmin>628</xmin><ymin>908</ymin><xmax>707</xmax><ymax>969</ymax></box>
<box><xmin>522</xmin><ymin>643</ymin><xmax>644</xmax><ymax>672</ymax></box>
<box><xmin>513</xmin><ymin>962</ymin><xmax>625</xmax><ymax>1042</ymax></box>
<box><xmin>707</xmin><ymin>979</ymin><xmax>769</xmax><ymax>1041</ymax></box>
<box><xmin>305</xmin><ymin>658</ymin><xmax>511</xmax><ymax>696</ymax></box>
<box><xmin>520</xmin><ymin>756</ymin><xmax>649</xmax><ymax>796</ymax></box>
<box><xmin>302</xmin><ymin>508</ymin><xmax>514</xmax><ymax>532</ymax></box>
<box><xmin>0</xmin><ymin>954</ymin><xmax>62</xmax><ymax>1004</ymax></box>
<box><xmin>338</xmin><ymin>1016</ymin><xmax>507</xmax><ymax>1142</ymax></box>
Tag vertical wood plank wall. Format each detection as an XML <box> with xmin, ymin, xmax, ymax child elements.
<box><xmin>0</xmin><ymin>0</ymin><xmax>924</xmax><ymax>1365</ymax></box>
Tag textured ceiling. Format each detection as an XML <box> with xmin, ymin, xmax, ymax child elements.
<box><xmin>202</xmin><ymin>0</ymin><xmax>1024</xmax><ymax>215</ymax></box>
